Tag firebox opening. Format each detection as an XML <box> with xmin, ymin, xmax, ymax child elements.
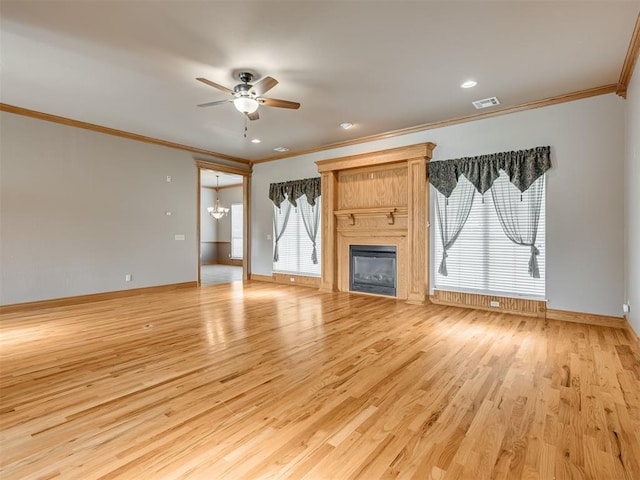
<box><xmin>349</xmin><ymin>245</ymin><xmax>397</xmax><ymax>297</ymax></box>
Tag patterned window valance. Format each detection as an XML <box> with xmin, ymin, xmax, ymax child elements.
<box><xmin>268</xmin><ymin>177</ymin><xmax>321</xmax><ymax>207</ymax></box>
<box><xmin>428</xmin><ymin>146</ymin><xmax>551</xmax><ymax>198</ymax></box>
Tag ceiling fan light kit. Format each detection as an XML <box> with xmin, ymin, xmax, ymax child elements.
<box><xmin>197</xmin><ymin>71</ymin><xmax>300</xmax><ymax>121</ymax></box>
<box><xmin>233</xmin><ymin>97</ymin><xmax>259</xmax><ymax>114</ymax></box>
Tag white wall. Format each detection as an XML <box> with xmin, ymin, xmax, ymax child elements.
<box><xmin>0</xmin><ymin>112</ymin><xmax>200</xmax><ymax>305</ymax></box>
<box><xmin>252</xmin><ymin>159</ymin><xmax>320</xmax><ymax>275</ymax></box>
<box><xmin>624</xmin><ymin>67</ymin><xmax>640</xmax><ymax>336</ymax></box>
<box><xmin>252</xmin><ymin>94</ymin><xmax>625</xmax><ymax>317</ymax></box>
<box><xmin>200</xmin><ymin>188</ymin><xmax>218</xmax><ymax>242</ymax></box>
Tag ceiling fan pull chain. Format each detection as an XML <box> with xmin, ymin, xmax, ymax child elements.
<box><xmin>244</xmin><ymin>116</ymin><xmax>248</xmax><ymax>138</ymax></box>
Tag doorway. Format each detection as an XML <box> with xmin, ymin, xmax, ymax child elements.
<box><xmin>197</xmin><ymin>165</ymin><xmax>250</xmax><ymax>286</ymax></box>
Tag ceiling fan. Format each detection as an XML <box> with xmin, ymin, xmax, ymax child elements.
<box><xmin>196</xmin><ymin>71</ymin><xmax>300</xmax><ymax>121</ymax></box>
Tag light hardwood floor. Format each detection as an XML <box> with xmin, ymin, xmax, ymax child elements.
<box><xmin>1</xmin><ymin>282</ymin><xmax>639</xmax><ymax>479</ymax></box>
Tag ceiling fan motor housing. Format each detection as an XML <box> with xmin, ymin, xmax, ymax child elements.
<box><xmin>234</xmin><ymin>83</ymin><xmax>252</xmax><ymax>96</ymax></box>
<box><xmin>238</xmin><ymin>71</ymin><xmax>254</xmax><ymax>84</ymax></box>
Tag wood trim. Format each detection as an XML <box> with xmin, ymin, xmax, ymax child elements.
<box><xmin>197</xmin><ymin>167</ymin><xmax>202</xmax><ymax>286</ymax></box>
<box><xmin>316</xmin><ymin>143</ymin><xmax>436</xmax><ymax>173</ymax></box>
<box><xmin>248</xmin><ymin>274</ymin><xmax>275</xmax><ymax>283</ymax></box>
<box><xmin>0</xmin><ymin>282</ymin><xmax>197</xmax><ymax>314</ymax></box>
<box><xmin>406</xmin><ymin>157</ymin><xmax>429</xmax><ymax>305</ymax></box>
<box><xmin>201</xmin><ymin>184</ymin><xmax>243</xmax><ymax>192</ymax></box>
<box><xmin>194</xmin><ymin>160</ymin><xmax>252</xmax><ymax>177</ymax></box>
<box><xmin>243</xmin><ymin>175</ymin><xmax>251</xmax><ymax>281</ymax></box>
<box><xmin>248</xmin><ymin>273</ymin><xmax>320</xmax><ymax>288</ymax></box>
<box><xmin>220</xmin><ymin>183</ymin><xmax>242</xmax><ymax>190</ymax></box>
<box><xmin>624</xmin><ymin>318</ymin><xmax>640</xmax><ymax>350</ymax></box>
<box><xmin>431</xmin><ymin>290</ymin><xmax>546</xmax><ymax>318</ymax></box>
<box><xmin>335</xmin><ymin>207</ymin><xmax>408</xmax><ymax>218</ymax></box>
<box><xmin>216</xmin><ymin>258</ymin><xmax>243</xmax><ymax>267</ymax></box>
<box><xmin>219</xmin><ymin>183</ymin><xmax>243</xmax><ymax>191</ymax></box>
<box><xmin>546</xmin><ymin>308</ymin><xmax>627</xmax><ymax>329</ymax></box>
<box><xmin>272</xmin><ymin>273</ymin><xmax>321</xmax><ymax>288</ymax></box>
<box><xmin>0</xmin><ymin>103</ymin><xmax>250</xmax><ymax>165</ymax></box>
<box><xmin>617</xmin><ymin>13</ymin><xmax>640</xmax><ymax>98</ymax></box>
<box><xmin>254</xmin><ymin>85</ymin><xmax>616</xmax><ymax>164</ymax></box>
<box><xmin>319</xmin><ymin>171</ymin><xmax>338</xmax><ymax>292</ymax></box>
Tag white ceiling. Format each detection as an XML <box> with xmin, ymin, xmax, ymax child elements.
<box><xmin>200</xmin><ymin>170</ymin><xmax>242</xmax><ymax>189</ymax></box>
<box><xmin>1</xmin><ymin>1</ymin><xmax>638</xmax><ymax>162</ymax></box>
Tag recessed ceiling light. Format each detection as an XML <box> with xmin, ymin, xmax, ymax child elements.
<box><xmin>340</xmin><ymin>122</ymin><xmax>354</xmax><ymax>130</ymax></box>
<box><xmin>461</xmin><ymin>80</ymin><xmax>477</xmax><ymax>89</ymax></box>
<box><xmin>273</xmin><ymin>146</ymin><xmax>289</xmax><ymax>152</ymax></box>
<box><xmin>251</xmin><ymin>138</ymin><xmax>261</xmax><ymax>144</ymax></box>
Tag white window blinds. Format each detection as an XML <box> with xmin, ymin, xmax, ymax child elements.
<box><xmin>433</xmin><ymin>173</ymin><xmax>545</xmax><ymax>299</ymax></box>
<box><xmin>230</xmin><ymin>203</ymin><xmax>243</xmax><ymax>259</ymax></box>
<box><xmin>273</xmin><ymin>197</ymin><xmax>322</xmax><ymax>276</ymax></box>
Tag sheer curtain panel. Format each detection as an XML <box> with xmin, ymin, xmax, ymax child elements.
<box><xmin>491</xmin><ymin>174</ymin><xmax>545</xmax><ymax>278</ymax></box>
<box><xmin>435</xmin><ymin>176</ymin><xmax>476</xmax><ymax>275</ymax></box>
<box><xmin>272</xmin><ymin>202</ymin><xmax>292</xmax><ymax>262</ymax></box>
<box><xmin>299</xmin><ymin>198</ymin><xmax>321</xmax><ymax>264</ymax></box>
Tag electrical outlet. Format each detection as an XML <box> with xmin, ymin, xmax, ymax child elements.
<box><xmin>623</xmin><ymin>303</ymin><xmax>630</xmax><ymax>314</ymax></box>
<box><xmin>490</xmin><ymin>300</ymin><xmax>500</xmax><ymax>307</ymax></box>
<box><xmin>125</xmin><ymin>274</ymin><xmax>132</xmax><ymax>282</ymax></box>
<box><xmin>165</xmin><ymin>211</ymin><xmax>172</xmax><ymax>216</ymax></box>
<box><xmin>174</xmin><ymin>234</ymin><xmax>185</xmax><ymax>241</ymax></box>
<box><xmin>166</xmin><ymin>175</ymin><xmax>172</xmax><ymax>182</ymax></box>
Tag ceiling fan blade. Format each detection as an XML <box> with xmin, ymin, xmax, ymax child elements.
<box><xmin>197</xmin><ymin>99</ymin><xmax>232</xmax><ymax>108</ymax></box>
<box><xmin>260</xmin><ymin>97</ymin><xmax>301</xmax><ymax>109</ymax></box>
<box><xmin>251</xmin><ymin>76</ymin><xmax>278</xmax><ymax>96</ymax></box>
<box><xmin>246</xmin><ymin>111</ymin><xmax>260</xmax><ymax>121</ymax></box>
<box><xmin>196</xmin><ymin>77</ymin><xmax>234</xmax><ymax>95</ymax></box>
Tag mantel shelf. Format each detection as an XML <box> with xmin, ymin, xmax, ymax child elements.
<box><xmin>334</xmin><ymin>207</ymin><xmax>408</xmax><ymax>225</ymax></box>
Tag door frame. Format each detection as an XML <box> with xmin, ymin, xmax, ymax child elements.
<box><xmin>195</xmin><ymin>160</ymin><xmax>252</xmax><ymax>285</ymax></box>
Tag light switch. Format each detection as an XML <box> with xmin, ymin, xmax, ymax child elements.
<box><xmin>175</xmin><ymin>234</ymin><xmax>185</xmax><ymax>241</ymax></box>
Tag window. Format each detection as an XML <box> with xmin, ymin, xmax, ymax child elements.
<box><xmin>273</xmin><ymin>197</ymin><xmax>321</xmax><ymax>276</ymax></box>
<box><xmin>230</xmin><ymin>203</ymin><xmax>243</xmax><ymax>259</ymax></box>
<box><xmin>433</xmin><ymin>173</ymin><xmax>545</xmax><ymax>299</ymax></box>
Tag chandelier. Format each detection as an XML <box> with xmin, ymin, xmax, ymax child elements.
<box><xmin>207</xmin><ymin>175</ymin><xmax>229</xmax><ymax>219</ymax></box>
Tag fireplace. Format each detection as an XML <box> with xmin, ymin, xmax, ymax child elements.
<box><xmin>316</xmin><ymin>143</ymin><xmax>434</xmax><ymax>302</ymax></box>
<box><xmin>349</xmin><ymin>245</ymin><xmax>397</xmax><ymax>296</ymax></box>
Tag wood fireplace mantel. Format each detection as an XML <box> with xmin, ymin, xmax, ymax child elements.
<box><xmin>315</xmin><ymin>143</ymin><xmax>435</xmax><ymax>304</ymax></box>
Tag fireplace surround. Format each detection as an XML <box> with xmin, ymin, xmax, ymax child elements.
<box><xmin>316</xmin><ymin>143</ymin><xmax>435</xmax><ymax>303</ymax></box>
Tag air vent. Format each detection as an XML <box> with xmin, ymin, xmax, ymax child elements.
<box><xmin>472</xmin><ymin>97</ymin><xmax>500</xmax><ymax>109</ymax></box>
<box><xmin>273</xmin><ymin>146</ymin><xmax>290</xmax><ymax>152</ymax></box>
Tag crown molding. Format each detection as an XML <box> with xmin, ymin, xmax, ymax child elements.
<box><xmin>252</xmin><ymin>84</ymin><xmax>617</xmax><ymax>165</ymax></box>
<box><xmin>617</xmin><ymin>12</ymin><xmax>640</xmax><ymax>98</ymax></box>
<box><xmin>0</xmin><ymin>103</ymin><xmax>251</xmax><ymax>165</ymax></box>
<box><xmin>2</xmin><ymin>82</ymin><xmax>620</xmax><ymax>168</ymax></box>
<box><xmin>201</xmin><ymin>183</ymin><xmax>243</xmax><ymax>191</ymax></box>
